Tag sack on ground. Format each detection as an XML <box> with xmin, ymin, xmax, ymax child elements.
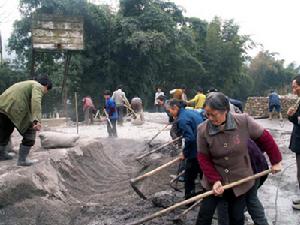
<box><xmin>39</xmin><ymin>131</ymin><xmax>79</xmax><ymax>149</ymax></box>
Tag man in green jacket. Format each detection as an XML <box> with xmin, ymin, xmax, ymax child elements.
<box><xmin>0</xmin><ymin>76</ymin><xmax>52</xmax><ymax>166</ymax></box>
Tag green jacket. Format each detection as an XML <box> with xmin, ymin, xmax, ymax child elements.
<box><xmin>0</xmin><ymin>80</ymin><xmax>44</xmax><ymax>134</ymax></box>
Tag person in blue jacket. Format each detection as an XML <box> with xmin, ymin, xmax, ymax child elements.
<box><xmin>104</xmin><ymin>90</ymin><xmax>118</xmax><ymax>137</ymax></box>
<box><xmin>168</xmin><ymin>98</ymin><xmax>204</xmax><ymax>200</ymax></box>
<box><xmin>268</xmin><ymin>90</ymin><xmax>282</xmax><ymax>120</ymax></box>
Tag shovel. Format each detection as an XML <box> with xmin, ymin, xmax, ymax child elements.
<box><xmin>147</xmin><ymin>124</ymin><xmax>170</xmax><ymax>147</ymax></box>
<box><xmin>136</xmin><ymin>136</ymin><xmax>182</xmax><ymax>161</ymax></box>
<box><xmin>130</xmin><ymin>157</ymin><xmax>182</xmax><ymax>200</ymax></box>
<box><xmin>172</xmin><ymin>198</ymin><xmax>202</xmax><ymax>223</ymax></box>
<box><xmin>124</xmin><ymin>104</ymin><xmax>138</xmax><ymax>119</ymax></box>
<box><xmin>103</xmin><ymin>109</ymin><xmax>113</xmax><ymax>129</ymax></box>
<box><xmin>126</xmin><ymin>169</ymin><xmax>272</xmax><ymax>225</ymax></box>
<box><xmin>169</xmin><ymin>170</ymin><xmax>185</xmax><ymax>192</ymax></box>
<box><xmin>122</xmin><ymin>97</ymin><xmax>138</xmax><ymax>119</ymax></box>
<box><xmin>169</xmin><ymin>159</ymin><xmax>185</xmax><ymax>192</ymax></box>
<box><xmin>94</xmin><ymin>110</ymin><xmax>100</xmax><ymax>119</ymax></box>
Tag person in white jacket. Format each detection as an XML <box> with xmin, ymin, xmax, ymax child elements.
<box><xmin>112</xmin><ymin>85</ymin><xmax>128</xmax><ymax>125</ymax></box>
<box><xmin>154</xmin><ymin>87</ymin><xmax>164</xmax><ymax>112</ymax></box>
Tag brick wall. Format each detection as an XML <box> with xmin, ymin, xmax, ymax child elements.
<box><xmin>244</xmin><ymin>95</ymin><xmax>298</xmax><ymax>118</ymax></box>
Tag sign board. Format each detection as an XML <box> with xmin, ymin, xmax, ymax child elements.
<box><xmin>32</xmin><ymin>14</ymin><xmax>84</xmax><ymax>51</ymax></box>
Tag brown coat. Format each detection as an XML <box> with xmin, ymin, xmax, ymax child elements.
<box><xmin>197</xmin><ymin>113</ymin><xmax>264</xmax><ymax>196</ymax></box>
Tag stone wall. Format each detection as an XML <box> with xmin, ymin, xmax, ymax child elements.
<box><xmin>244</xmin><ymin>95</ymin><xmax>298</xmax><ymax>118</ymax></box>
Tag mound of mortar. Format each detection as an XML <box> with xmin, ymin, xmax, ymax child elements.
<box><xmin>0</xmin><ymin>138</ymin><xmax>163</xmax><ymax>225</ymax></box>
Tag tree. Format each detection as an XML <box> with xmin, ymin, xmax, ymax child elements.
<box><xmin>7</xmin><ymin>0</ymin><xmax>296</xmax><ymax>112</ymax></box>
<box><xmin>248</xmin><ymin>51</ymin><xmax>298</xmax><ymax>95</ymax></box>
<box><xmin>0</xmin><ymin>63</ymin><xmax>26</xmax><ymax>93</ymax></box>
<box><xmin>202</xmin><ymin>17</ymin><xmax>251</xmax><ymax>96</ymax></box>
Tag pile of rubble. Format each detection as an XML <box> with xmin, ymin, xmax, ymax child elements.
<box><xmin>244</xmin><ymin>95</ymin><xmax>298</xmax><ymax>118</ymax></box>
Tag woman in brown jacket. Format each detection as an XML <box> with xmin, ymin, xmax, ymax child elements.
<box><xmin>196</xmin><ymin>92</ymin><xmax>282</xmax><ymax>225</ymax></box>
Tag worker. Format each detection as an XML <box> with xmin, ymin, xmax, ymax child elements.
<box><xmin>82</xmin><ymin>96</ymin><xmax>95</xmax><ymax>125</ymax></box>
<box><xmin>168</xmin><ymin>99</ymin><xmax>204</xmax><ymax>201</ymax></box>
<box><xmin>154</xmin><ymin>87</ymin><xmax>165</xmax><ymax>112</ymax></box>
<box><xmin>268</xmin><ymin>90</ymin><xmax>283</xmax><ymax>121</ymax></box>
<box><xmin>287</xmin><ymin>75</ymin><xmax>300</xmax><ymax>210</ymax></box>
<box><xmin>112</xmin><ymin>85</ymin><xmax>128</xmax><ymax>125</ymax></box>
<box><xmin>170</xmin><ymin>86</ymin><xmax>187</xmax><ymax>101</ymax></box>
<box><xmin>0</xmin><ymin>76</ymin><xmax>52</xmax><ymax>166</ymax></box>
<box><xmin>187</xmin><ymin>87</ymin><xmax>206</xmax><ymax>109</ymax></box>
<box><xmin>104</xmin><ymin>90</ymin><xmax>118</xmax><ymax>137</ymax></box>
<box><xmin>197</xmin><ymin>92</ymin><xmax>282</xmax><ymax>225</ymax></box>
<box><xmin>131</xmin><ymin>96</ymin><xmax>144</xmax><ymax>122</ymax></box>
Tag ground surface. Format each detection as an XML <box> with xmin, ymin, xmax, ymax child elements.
<box><xmin>0</xmin><ymin>113</ymin><xmax>299</xmax><ymax>225</ymax></box>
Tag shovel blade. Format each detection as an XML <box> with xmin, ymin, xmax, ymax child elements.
<box><xmin>130</xmin><ymin>181</ymin><xmax>147</xmax><ymax>200</ymax></box>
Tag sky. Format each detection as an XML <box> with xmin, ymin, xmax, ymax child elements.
<box><xmin>0</xmin><ymin>0</ymin><xmax>20</xmax><ymax>58</ymax></box>
<box><xmin>0</xmin><ymin>0</ymin><xmax>299</xmax><ymax>65</ymax></box>
<box><xmin>172</xmin><ymin>0</ymin><xmax>300</xmax><ymax>65</ymax></box>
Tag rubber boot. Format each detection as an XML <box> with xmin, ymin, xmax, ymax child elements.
<box><xmin>0</xmin><ymin>145</ymin><xmax>13</xmax><ymax>161</ymax></box>
<box><xmin>17</xmin><ymin>144</ymin><xmax>34</xmax><ymax>166</ymax></box>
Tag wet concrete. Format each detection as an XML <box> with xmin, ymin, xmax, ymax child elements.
<box><xmin>0</xmin><ymin>116</ymin><xmax>299</xmax><ymax>225</ymax></box>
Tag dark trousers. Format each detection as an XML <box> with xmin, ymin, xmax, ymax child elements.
<box><xmin>296</xmin><ymin>154</ymin><xmax>300</xmax><ymax>189</ymax></box>
<box><xmin>246</xmin><ymin>179</ymin><xmax>269</xmax><ymax>225</ymax></box>
<box><xmin>269</xmin><ymin>104</ymin><xmax>281</xmax><ymax>113</ymax></box>
<box><xmin>196</xmin><ymin>189</ymin><xmax>246</xmax><ymax>225</ymax></box>
<box><xmin>185</xmin><ymin>158</ymin><xmax>203</xmax><ymax>199</ymax></box>
<box><xmin>217</xmin><ymin>179</ymin><xmax>268</xmax><ymax>225</ymax></box>
<box><xmin>0</xmin><ymin>113</ymin><xmax>36</xmax><ymax>147</ymax></box>
<box><xmin>155</xmin><ymin>104</ymin><xmax>164</xmax><ymax>113</ymax></box>
<box><xmin>116</xmin><ymin>106</ymin><xmax>124</xmax><ymax>124</ymax></box>
<box><xmin>217</xmin><ymin>198</ymin><xmax>229</xmax><ymax>225</ymax></box>
<box><xmin>84</xmin><ymin>107</ymin><xmax>93</xmax><ymax>125</ymax></box>
<box><xmin>107</xmin><ymin>120</ymin><xmax>117</xmax><ymax>137</ymax></box>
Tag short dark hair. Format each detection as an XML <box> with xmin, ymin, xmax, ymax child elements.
<box><xmin>169</xmin><ymin>98</ymin><xmax>186</xmax><ymax>108</ymax></box>
<box><xmin>204</xmin><ymin>92</ymin><xmax>230</xmax><ymax>112</ymax></box>
<box><xmin>293</xmin><ymin>75</ymin><xmax>300</xmax><ymax>86</ymax></box>
<box><xmin>117</xmin><ymin>85</ymin><xmax>123</xmax><ymax>90</ymax></box>
<box><xmin>36</xmin><ymin>75</ymin><xmax>52</xmax><ymax>90</ymax></box>
<box><xmin>197</xmin><ymin>87</ymin><xmax>204</xmax><ymax>93</ymax></box>
<box><xmin>104</xmin><ymin>90</ymin><xmax>111</xmax><ymax>96</ymax></box>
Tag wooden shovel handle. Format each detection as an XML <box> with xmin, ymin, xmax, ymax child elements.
<box><xmin>131</xmin><ymin>157</ymin><xmax>181</xmax><ymax>184</ymax></box>
<box><xmin>136</xmin><ymin>136</ymin><xmax>182</xmax><ymax>160</ymax></box>
<box><xmin>127</xmin><ymin>169</ymin><xmax>272</xmax><ymax>225</ymax></box>
<box><xmin>148</xmin><ymin>124</ymin><xmax>170</xmax><ymax>145</ymax></box>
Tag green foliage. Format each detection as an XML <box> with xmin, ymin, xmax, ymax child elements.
<box><xmin>0</xmin><ymin>63</ymin><xmax>26</xmax><ymax>93</ymax></box>
<box><xmin>5</xmin><ymin>0</ymin><xmax>299</xmax><ymax>113</ymax></box>
<box><xmin>248</xmin><ymin>51</ymin><xmax>299</xmax><ymax>96</ymax></box>
<box><xmin>202</xmin><ymin>18</ymin><xmax>250</xmax><ymax>96</ymax></box>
